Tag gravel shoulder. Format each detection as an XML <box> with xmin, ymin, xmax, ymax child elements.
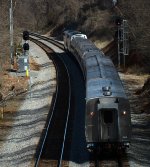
<box><xmin>0</xmin><ymin>41</ymin><xmax>56</xmax><ymax>167</ymax></box>
<box><xmin>119</xmin><ymin>73</ymin><xmax>150</xmax><ymax>167</ymax></box>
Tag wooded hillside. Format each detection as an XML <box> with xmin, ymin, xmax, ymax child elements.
<box><xmin>0</xmin><ymin>0</ymin><xmax>150</xmax><ymax>71</ymax></box>
<box><xmin>118</xmin><ymin>0</ymin><xmax>150</xmax><ymax>70</ymax></box>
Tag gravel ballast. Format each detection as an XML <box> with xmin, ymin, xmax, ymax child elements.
<box><xmin>0</xmin><ymin>41</ymin><xmax>56</xmax><ymax>167</ymax></box>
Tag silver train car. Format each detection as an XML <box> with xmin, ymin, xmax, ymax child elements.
<box><xmin>63</xmin><ymin>30</ymin><xmax>131</xmax><ymax>151</ymax></box>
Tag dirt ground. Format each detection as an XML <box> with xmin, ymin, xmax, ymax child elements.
<box><xmin>0</xmin><ymin>75</ymin><xmax>27</xmax><ymax>112</ymax></box>
<box><xmin>119</xmin><ymin>72</ymin><xmax>150</xmax><ymax>166</ymax></box>
<box><xmin>122</xmin><ymin>73</ymin><xmax>150</xmax><ymax>114</ymax></box>
<box><xmin>0</xmin><ymin>57</ymin><xmax>40</xmax><ymax>103</ymax></box>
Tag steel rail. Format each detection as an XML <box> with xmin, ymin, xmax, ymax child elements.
<box><xmin>32</xmin><ymin>39</ymin><xmax>59</xmax><ymax>167</ymax></box>
<box><xmin>57</xmin><ymin>55</ymin><xmax>71</xmax><ymax>167</ymax></box>
<box><xmin>30</xmin><ymin>35</ymin><xmax>71</xmax><ymax>167</ymax></box>
<box><xmin>29</xmin><ymin>32</ymin><xmax>64</xmax><ymax>50</ymax></box>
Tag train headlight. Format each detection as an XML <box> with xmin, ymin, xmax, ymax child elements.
<box><xmin>122</xmin><ymin>111</ymin><xmax>127</xmax><ymax>115</ymax></box>
<box><xmin>90</xmin><ymin>112</ymin><xmax>94</xmax><ymax>117</ymax></box>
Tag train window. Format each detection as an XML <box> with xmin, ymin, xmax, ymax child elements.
<box><xmin>103</xmin><ymin>110</ymin><xmax>113</xmax><ymax>124</ymax></box>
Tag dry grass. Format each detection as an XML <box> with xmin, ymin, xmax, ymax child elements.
<box><xmin>126</xmin><ymin>65</ymin><xmax>147</xmax><ymax>75</ymax></box>
<box><xmin>0</xmin><ymin>71</ymin><xmax>28</xmax><ymax>98</ymax></box>
<box><xmin>0</xmin><ymin>55</ymin><xmax>41</xmax><ymax>101</ymax></box>
<box><xmin>122</xmin><ymin>73</ymin><xmax>150</xmax><ymax>113</ymax></box>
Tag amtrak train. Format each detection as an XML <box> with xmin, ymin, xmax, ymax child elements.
<box><xmin>63</xmin><ymin>30</ymin><xmax>131</xmax><ymax>151</ymax></box>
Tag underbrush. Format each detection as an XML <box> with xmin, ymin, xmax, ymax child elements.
<box><xmin>126</xmin><ymin>65</ymin><xmax>148</xmax><ymax>75</ymax></box>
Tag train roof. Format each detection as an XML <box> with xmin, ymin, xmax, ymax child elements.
<box><xmin>86</xmin><ymin>77</ymin><xmax>127</xmax><ymax>100</ymax></box>
<box><xmin>72</xmin><ymin>37</ymin><xmax>101</xmax><ymax>55</ymax></box>
<box><xmin>63</xmin><ymin>30</ymin><xmax>81</xmax><ymax>36</ymax></box>
<box><xmin>86</xmin><ymin>55</ymin><xmax>127</xmax><ymax>99</ymax></box>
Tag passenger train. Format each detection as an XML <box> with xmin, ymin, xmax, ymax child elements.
<box><xmin>63</xmin><ymin>30</ymin><xmax>131</xmax><ymax>151</ymax></box>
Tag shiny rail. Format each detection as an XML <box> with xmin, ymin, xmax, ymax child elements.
<box><xmin>30</xmin><ymin>35</ymin><xmax>71</xmax><ymax>167</ymax></box>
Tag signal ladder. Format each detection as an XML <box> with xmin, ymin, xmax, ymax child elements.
<box><xmin>118</xmin><ymin>20</ymin><xmax>129</xmax><ymax>68</ymax></box>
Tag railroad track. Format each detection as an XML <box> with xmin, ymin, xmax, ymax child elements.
<box><xmin>89</xmin><ymin>150</ymin><xmax>129</xmax><ymax>167</ymax></box>
<box><xmin>30</xmin><ymin>33</ymin><xmax>131</xmax><ymax>167</ymax></box>
<box><xmin>30</xmin><ymin>35</ymin><xmax>71</xmax><ymax>167</ymax></box>
<box><xmin>29</xmin><ymin>32</ymin><xmax>64</xmax><ymax>50</ymax></box>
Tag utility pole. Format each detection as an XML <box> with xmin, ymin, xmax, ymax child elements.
<box><xmin>10</xmin><ymin>0</ymin><xmax>14</xmax><ymax>70</ymax></box>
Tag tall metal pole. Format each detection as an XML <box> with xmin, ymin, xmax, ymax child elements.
<box><xmin>118</xmin><ymin>25</ymin><xmax>120</xmax><ymax>68</ymax></box>
<box><xmin>10</xmin><ymin>0</ymin><xmax>14</xmax><ymax>69</ymax></box>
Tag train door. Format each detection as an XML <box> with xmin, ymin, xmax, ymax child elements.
<box><xmin>99</xmin><ymin>109</ymin><xmax>118</xmax><ymax>141</ymax></box>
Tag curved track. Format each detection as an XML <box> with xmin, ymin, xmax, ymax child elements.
<box><xmin>30</xmin><ymin>35</ymin><xmax>71</xmax><ymax>167</ymax></box>
<box><xmin>29</xmin><ymin>32</ymin><xmax>64</xmax><ymax>50</ymax></box>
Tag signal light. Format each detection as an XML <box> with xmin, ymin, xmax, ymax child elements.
<box><xmin>122</xmin><ymin>111</ymin><xmax>127</xmax><ymax>115</ymax></box>
<box><xmin>115</xmin><ymin>17</ymin><xmax>122</xmax><ymax>26</ymax></box>
<box><xmin>23</xmin><ymin>31</ymin><xmax>29</xmax><ymax>40</ymax></box>
<box><xmin>90</xmin><ymin>112</ymin><xmax>94</xmax><ymax>117</ymax></box>
<box><xmin>23</xmin><ymin>43</ymin><xmax>29</xmax><ymax>51</ymax></box>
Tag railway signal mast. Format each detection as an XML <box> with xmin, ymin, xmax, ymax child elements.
<box><xmin>117</xmin><ymin>19</ymin><xmax>129</xmax><ymax>68</ymax></box>
<box><xmin>10</xmin><ymin>0</ymin><xmax>14</xmax><ymax>70</ymax></box>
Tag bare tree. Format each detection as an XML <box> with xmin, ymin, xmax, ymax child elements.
<box><xmin>119</xmin><ymin>0</ymin><xmax>150</xmax><ymax>55</ymax></box>
<box><xmin>0</xmin><ymin>0</ymin><xmax>10</xmax><ymax>69</ymax></box>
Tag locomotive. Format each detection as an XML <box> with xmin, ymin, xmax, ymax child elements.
<box><xmin>63</xmin><ymin>30</ymin><xmax>131</xmax><ymax>151</ymax></box>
